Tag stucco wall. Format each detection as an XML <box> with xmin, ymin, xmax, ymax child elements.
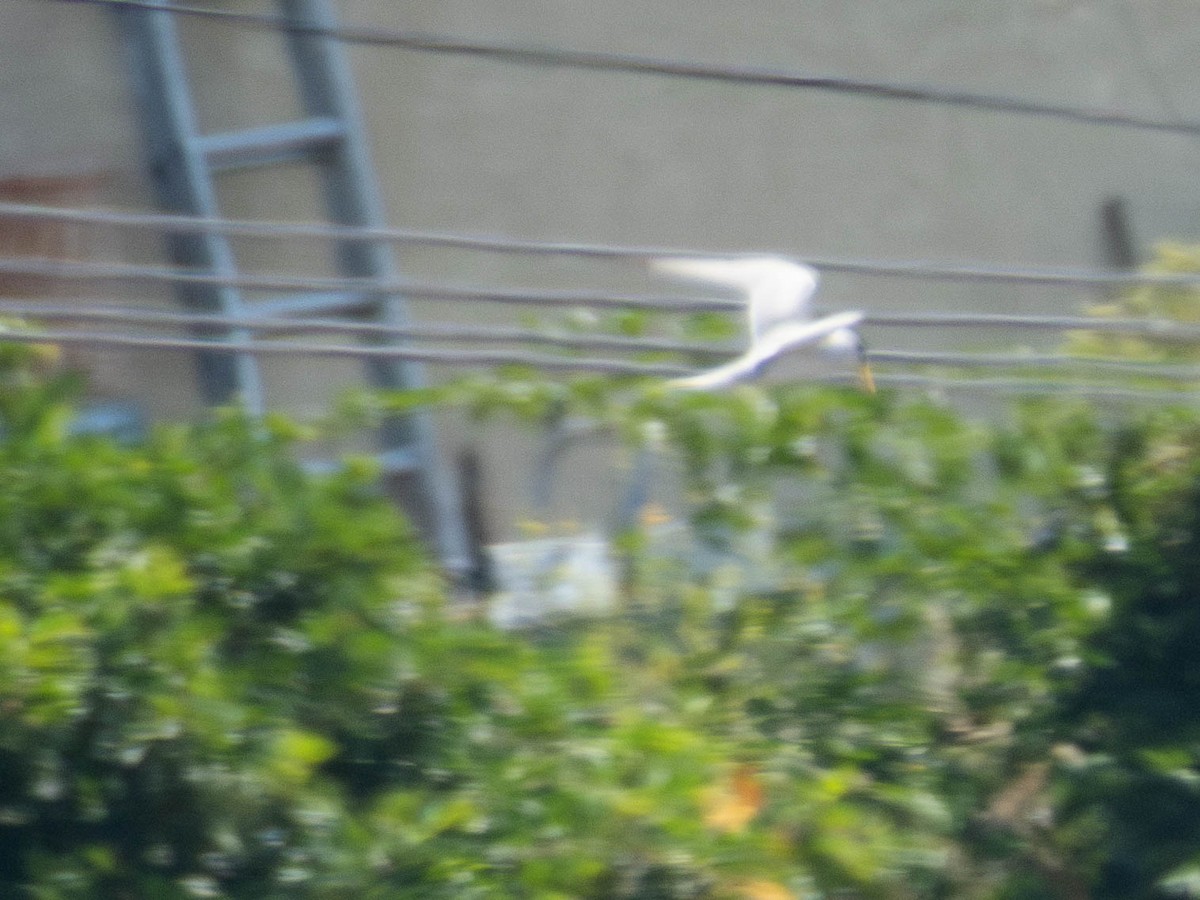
<box><xmin>342</xmin><ymin>1</ymin><xmax>1199</xmax><ymax>299</ymax></box>
<box><xmin>339</xmin><ymin>0</ymin><xmax>1200</xmax><ymax>531</ymax></box>
<box><xmin>2</xmin><ymin>0</ymin><xmax>1198</xmax><ymax>537</ymax></box>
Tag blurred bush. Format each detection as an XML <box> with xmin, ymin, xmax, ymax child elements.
<box><xmin>444</xmin><ymin>371</ymin><xmax>1200</xmax><ymax>899</ymax></box>
<box><xmin>0</xmin><ymin>337</ymin><xmax>447</xmax><ymax>897</ymax></box>
<box><xmin>1066</xmin><ymin>243</ymin><xmax>1200</xmax><ymax>365</ymax></box>
<box><xmin>2</xmin><ymin>329</ymin><xmax>1199</xmax><ymax>898</ymax></box>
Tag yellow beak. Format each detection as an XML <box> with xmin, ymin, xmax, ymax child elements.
<box><xmin>858</xmin><ymin>360</ymin><xmax>876</xmax><ymax>394</ymax></box>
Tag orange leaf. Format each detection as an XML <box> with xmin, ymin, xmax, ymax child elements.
<box><xmin>639</xmin><ymin>502</ymin><xmax>672</xmax><ymax>527</ymax></box>
<box><xmin>703</xmin><ymin>764</ymin><xmax>764</xmax><ymax>833</ymax></box>
<box><xmin>738</xmin><ymin>878</ymin><xmax>795</xmax><ymax>900</ymax></box>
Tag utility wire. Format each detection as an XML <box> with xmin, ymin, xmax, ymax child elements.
<box><xmin>817</xmin><ymin>260</ymin><xmax>1200</xmax><ymax>288</ymax></box>
<box><xmin>0</xmin><ymin>325</ymin><xmax>695</xmax><ymax>377</ymax></box>
<box><xmin>7</xmin><ymin>259</ymin><xmax>1200</xmax><ymax>340</ymax></box>
<box><xmin>7</xmin><ymin>253</ymin><xmax>1200</xmax><ymax>341</ymax></box>
<box><xmin>7</xmin><ymin>299</ymin><xmax>1200</xmax><ymax>374</ymax></box>
<box><xmin>0</xmin><ymin>300</ymin><xmax>739</xmax><ymax>357</ymax></box>
<box><xmin>1</xmin><ymin>303</ymin><xmax>1199</xmax><ymax>382</ymax></box>
<box><xmin>4</xmin><ymin>202</ymin><xmax>1200</xmax><ymax>289</ymax></box>
<box><xmin>868</xmin><ymin>349</ymin><xmax>1200</xmax><ymax>379</ymax></box>
<box><xmin>5</xmin><ymin>257</ymin><xmax>1200</xmax><ymax>340</ymax></box>
<box><xmin>0</xmin><ymin>323</ymin><xmax>1193</xmax><ymax>399</ymax></box>
<box><xmin>57</xmin><ymin>0</ymin><xmax>1200</xmax><ymax>138</ymax></box>
<box><xmin>863</xmin><ymin>311</ymin><xmax>1200</xmax><ymax>340</ymax></box>
<box><xmin>856</xmin><ymin>372</ymin><xmax>1197</xmax><ymax>401</ymax></box>
<box><xmin>0</xmin><ymin>256</ymin><xmax>738</xmax><ymax>312</ymax></box>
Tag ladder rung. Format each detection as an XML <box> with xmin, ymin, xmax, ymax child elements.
<box><xmin>117</xmin><ymin>0</ymin><xmax>471</xmax><ymax>572</ymax></box>
<box><xmin>198</xmin><ymin>117</ymin><xmax>345</xmax><ymax>172</ymax></box>
<box><xmin>253</xmin><ymin>291</ymin><xmax>374</xmax><ymax>318</ymax></box>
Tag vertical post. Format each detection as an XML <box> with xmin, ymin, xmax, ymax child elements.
<box><xmin>279</xmin><ymin>0</ymin><xmax>470</xmax><ymax>574</ymax></box>
<box><xmin>114</xmin><ymin>0</ymin><xmax>266</xmax><ymax>413</ymax></box>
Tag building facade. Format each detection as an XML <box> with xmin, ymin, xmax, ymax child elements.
<box><xmin>3</xmin><ymin>0</ymin><xmax>1198</xmax><ymax>548</ymax></box>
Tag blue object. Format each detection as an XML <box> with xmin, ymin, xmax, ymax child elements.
<box><xmin>114</xmin><ymin>0</ymin><xmax>468</xmax><ymax>572</ymax></box>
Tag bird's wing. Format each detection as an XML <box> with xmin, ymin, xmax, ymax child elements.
<box><xmin>664</xmin><ymin>353</ymin><xmax>761</xmax><ymax>391</ymax></box>
<box><xmin>755</xmin><ymin>311</ymin><xmax>865</xmax><ymax>358</ymax></box>
<box><xmin>746</xmin><ymin>266</ymin><xmax>819</xmax><ymax>340</ymax></box>
<box><xmin>665</xmin><ymin>311</ymin><xmax>865</xmax><ymax>392</ymax></box>
<box><xmin>650</xmin><ymin>256</ymin><xmax>820</xmax><ymax>341</ymax></box>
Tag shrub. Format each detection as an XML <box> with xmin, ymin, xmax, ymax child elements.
<box><xmin>3</xmin><ymin>335</ymin><xmax>1200</xmax><ymax>898</ymax></box>
<box><xmin>0</xmin><ymin>342</ymin><xmax>444</xmax><ymax>897</ymax></box>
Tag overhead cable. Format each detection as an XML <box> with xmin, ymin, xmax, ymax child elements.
<box><xmin>3</xmin><ymin>256</ymin><xmax>1200</xmax><ymax>340</ymax></box>
<box><xmin>3</xmin><ymin>202</ymin><xmax>1200</xmax><ymax>289</ymax></box>
<box><xmin>5</xmin><ymin>252</ymin><xmax>1200</xmax><ymax>343</ymax></box>
<box><xmin>863</xmin><ymin>312</ymin><xmax>1200</xmax><ymax>339</ymax></box>
<box><xmin>0</xmin><ymin>256</ymin><xmax>738</xmax><ymax>312</ymax></box>
<box><xmin>868</xmin><ymin>349</ymin><xmax>1200</xmax><ymax>379</ymax></box>
<box><xmin>0</xmin><ymin>299</ymin><xmax>737</xmax><ymax>357</ymax></box>
<box><xmin>6</xmin><ymin>299</ymin><xmax>1200</xmax><ymax>375</ymax></box>
<box><xmin>0</xmin><ymin>324</ymin><xmax>1193</xmax><ymax>399</ymax></box>
<box><xmin>58</xmin><ymin>0</ymin><xmax>1200</xmax><ymax>137</ymax></box>
<box><xmin>0</xmin><ymin>305</ymin><xmax>1198</xmax><ymax>383</ymax></box>
<box><xmin>0</xmin><ymin>325</ymin><xmax>693</xmax><ymax>377</ymax></box>
<box><xmin>855</xmin><ymin>373</ymin><xmax>1197</xmax><ymax>402</ymax></box>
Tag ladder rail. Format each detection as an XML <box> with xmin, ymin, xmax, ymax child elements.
<box><xmin>280</xmin><ymin>0</ymin><xmax>470</xmax><ymax>574</ymax></box>
<box><xmin>115</xmin><ymin>0</ymin><xmax>470</xmax><ymax>573</ymax></box>
<box><xmin>116</xmin><ymin>0</ymin><xmax>266</xmax><ymax>413</ymax></box>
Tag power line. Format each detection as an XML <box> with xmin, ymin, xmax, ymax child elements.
<box><xmin>0</xmin><ymin>299</ymin><xmax>738</xmax><ymax>357</ymax></box>
<box><xmin>7</xmin><ymin>299</ymin><xmax>1200</xmax><ymax>374</ymax></box>
<box><xmin>57</xmin><ymin>0</ymin><xmax>1200</xmax><ymax>137</ymax></box>
<box><xmin>818</xmin><ymin>260</ymin><xmax>1200</xmax><ymax>289</ymax></box>
<box><xmin>0</xmin><ymin>322</ymin><xmax>1193</xmax><ymax>400</ymax></box>
<box><xmin>0</xmin><ymin>256</ymin><xmax>739</xmax><ymax>312</ymax></box>
<box><xmin>1</xmin><ymin>302</ymin><xmax>1198</xmax><ymax>384</ymax></box>
<box><xmin>868</xmin><ymin>349</ymin><xmax>1200</xmax><ymax>379</ymax></box>
<box><xmin>863</xmin><ymin>311</ymin><xmax>1200</xmax><ymax>340</ymax></box>
<box><xmin>860</xmin><ymin>372</ymin><xmax>1196</xmax><ymax>401</ymax></box>
<box><xmin>4</xmin><ymin>202</ymin><xmax>1200</xmax><ymax>289</ymax></box>
<box><xmin>6</xmin><ymin>252</ymin><xmax>1200</xmax><ymax>344</ymax></box>
<box><xmin>0</xmin><ymin>324</ymin><xmax>694</xmax><ymax>377</ymax></box>
<box><xmin>5</xmin><ymin>256</ymin><xmax>1200</xmax><ymax>339</ymax></box>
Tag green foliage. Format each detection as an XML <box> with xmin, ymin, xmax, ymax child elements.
<box><xmin>1050</xmin><ymin>409</ymin><xmax>1200</xmax><ymax>898</ymax></box>
<box><xmin>0</xmin><ymin>342</ymin><xmax>444</xmax><ymax>898</ymax></box>
<box><xmin>4</xmin><ymin>330</ymin><xmax>1200</xmax><ymax>898</ymax></box>
<box><xmin>445</xmin><ymin>369</ymin><xmax>1200</xmax><ymax>898</ymax></box>
<box><xmin>1066</xmin><ymin>243</ymin><xmax>1200</xmax><ymax>366</ymax></box>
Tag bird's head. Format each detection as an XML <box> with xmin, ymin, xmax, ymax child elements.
<box><xmin>820</xmin><ymin>326</ymin><xmax>876</xmax><ymax>393</ymax></box>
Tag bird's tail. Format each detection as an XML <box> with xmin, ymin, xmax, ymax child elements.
<box><xmin>650</xmin><ymin>256</ymin><xmax>757</xmax><ymax>288</ymax></box>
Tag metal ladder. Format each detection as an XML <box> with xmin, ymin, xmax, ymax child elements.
<box><xmin>115</xmin><ymin>0</ymin><xmax>469</xmax><ymax>573</ymax></box>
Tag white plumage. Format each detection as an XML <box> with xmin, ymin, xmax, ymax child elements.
<box><xmin>651</xmin><ymin>256</ymin><xmax>868</xmax><ymax>391</ymax></box>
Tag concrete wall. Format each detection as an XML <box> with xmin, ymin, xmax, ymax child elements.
<box><xmin>0</xmin><ymin>1</ymin><xmax>205</xmax><ymax>418</ymax></box>
<box><xmin>343</xmin><ymin>0</ymin><xmax>1200</xmax><ymax>532</ymax></box>
<box><xmin>2</xmin><ymin>0</ymin><xmax>1199</xmax><ymax>538</ymax></box>
<box><xmin>344</xmin><ymin>1</ymin><xmax>1199</xmax><ymax>266</ymax></box>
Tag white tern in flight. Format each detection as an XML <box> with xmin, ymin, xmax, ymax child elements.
<box><xmin>651</xmin><ymin>256</ymin><xmax>875</xmax><ymax>392</ymax></box>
